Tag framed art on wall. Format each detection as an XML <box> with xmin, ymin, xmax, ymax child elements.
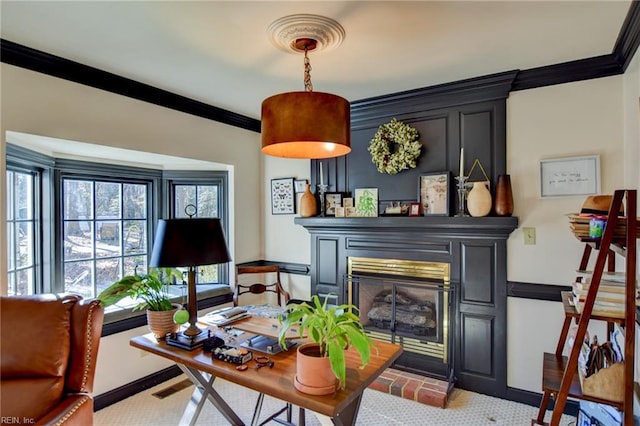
<box><xmin>271</xmin><ymin>177</ymin><xmax>296</xmax><ymax>214</ymax></box>
<box><xmin>419</xmin><ymin>172</ymin><xmax>450</xmax><ymax>216</ymax></box>
<box><xmin>294</xmin><ymin>179</ymin><xmax>308</xmax><ymax>193</ymax></box>
<box><xmin>540</xmin><ymin>155</ymin><xmax>600</xmax><ymax>198</ymax></box>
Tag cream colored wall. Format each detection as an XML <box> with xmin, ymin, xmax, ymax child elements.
<box><xmin>506</xmin><ymin>76</ymin><xmax>627</xmax><ymax>392</ymax></box>
<box><xmin>263</xmin><ymin>156</ymin><xmax>313</xmax><ymax>301</ymax></box>
<box><xmin>0</xmin><ymin>63</ymin><xmax>262</xmax><ymax>393</ymax></box>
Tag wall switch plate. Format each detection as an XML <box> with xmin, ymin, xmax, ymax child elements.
<box><xmin>523</xmin><ymin>227</ymin><xmax>536</xmax><ymax>245</ymax></box>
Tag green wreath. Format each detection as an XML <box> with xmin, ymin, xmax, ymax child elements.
<box><xmin>368</xmin><ymin>118</ymin><xmax>422</xmax><ymax>175</ymax></box>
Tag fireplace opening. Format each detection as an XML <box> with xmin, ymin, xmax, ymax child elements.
<box><xmin>347</xmin><ymin>256</ymin><xmax>455</xmax><ymax>382</ymax></box>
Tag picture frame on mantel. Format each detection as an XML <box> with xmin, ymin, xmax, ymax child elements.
<box><xmin>271</xmin><ymin>177</ymin><xmax>296</xmax><ymax>215</ymax></box>
<box><xmin>419</xmin><ymin>172</ymin><xmax>450</xmax><ymax>216</ymax></box>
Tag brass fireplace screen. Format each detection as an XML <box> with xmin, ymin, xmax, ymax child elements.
<box><xmin>347</xmin><ymin>256</ymin><xmax>452</xmax><ymax>363</ymax></box>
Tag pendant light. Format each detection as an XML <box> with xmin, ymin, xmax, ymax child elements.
<box><xmin>261</xmin><ymin>15</ymin><xmax>351</xmax><ymax>159</ymax></box>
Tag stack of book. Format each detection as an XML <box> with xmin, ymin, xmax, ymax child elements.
<box><xmin>571</xmin><ymin>270</ymin><xmax>639</xmax><ymax>318</ymax></box>
<box><xmin>566</xmin><ymin>213</ymin><xmax>639</xmax><ymax>240</ymax></box>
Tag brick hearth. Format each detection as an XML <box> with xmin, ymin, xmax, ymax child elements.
<box><xmin>368</xmin><ymin>368</ymin><xmax>452</xmax><ymax>408</ymax></box>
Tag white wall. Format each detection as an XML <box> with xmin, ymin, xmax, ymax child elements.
<box><xmin>0</xmin><ymin>63</ymin><xmax>262</xmax><ymax>393</ymax></box>
<box><xmin>506</xmin><ymin>76</ymin><xmax>627</xmax><ymax>392</ymax></box>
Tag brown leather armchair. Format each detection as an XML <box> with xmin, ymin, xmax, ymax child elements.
<box><xmin>1</xmin><ymin>294</ymin><xmax>104</xmax><ymax>425</ymax></box>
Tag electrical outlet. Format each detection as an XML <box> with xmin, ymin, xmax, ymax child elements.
<box><xmin>523</xmin><ymin>227</ymin><xmax>536</xmax><ymax>245</ymax></box>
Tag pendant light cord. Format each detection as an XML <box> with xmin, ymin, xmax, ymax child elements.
<box><xmin>304</xmin><ymin>46</ymin><xmax>313</xmax><ymax>92</ymax></box>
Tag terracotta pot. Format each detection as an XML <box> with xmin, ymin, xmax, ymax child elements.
<box><xmin>467</xmin><ymin>181</ymin><xmax>492</xmax><ymax>217</ymax></box>
<box><xmin>146</xmin><ymin>305</ymin><xmax>180</xmax><ymax>340</ymax></box>
<box><xmin>299</xmin><ymin>184</ymin><xmax>317</xmax><ymax>217</ymax></box>
<box><xmin>294</xmin><ymin>343</ymin><xmax>337</xmax><ymax>395</ymax></box>
<box><xmin>494</xmin><ymin>174</ymin><xmax>514</xmax><ymax>217</ymax></box>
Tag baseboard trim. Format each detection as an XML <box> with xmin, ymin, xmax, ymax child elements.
<box><xmin>506</xmin><ymin>387</ymin><xmax>579</xmax><ymax>418</ymax></box>
<box><xmin>94</xmin><ymin>365</ymin><xmax>182</xmax><ymax>411</ymax></box>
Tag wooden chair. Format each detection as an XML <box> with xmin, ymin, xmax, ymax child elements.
<box><xmin>234</xmin><ymin>265</ymin><xmax>290</xmax><ymax>307</ymax></box>
<box><xmin>234</xmin><ymin>266</ymin><xmax>304</xmax><ymax>425</ymax></box>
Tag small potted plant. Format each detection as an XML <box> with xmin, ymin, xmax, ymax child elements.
<box><xmin>278</xmin><ymin>294</ymin><xmax>376</xmax><ymax>395</ymax></box>
<box><xmin>97</xmin><ymin>267</ymin><xmax>185</xmax><ymax>339</ymax></box>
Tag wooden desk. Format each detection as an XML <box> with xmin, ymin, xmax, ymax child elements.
<box><xmin>130</xmin><ymin>325</ymin><xmax>402</xmax><ymax>426</ymax></box>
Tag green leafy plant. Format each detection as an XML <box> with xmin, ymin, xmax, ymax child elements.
<box><xmin>97</xmin><ymin>267</ymin><xmax>183</xmax><ymax>311</ymax></box>
<box><xmin>278</xmin><ymin>294</ymin><xmax>376</xmax><ymax>390</ymax></box>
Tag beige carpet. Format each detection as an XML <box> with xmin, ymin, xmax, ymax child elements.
<box><xmin>94</xmin><ymin>375</ymin><xmax>576</xmax><ymax>425</ymax></box>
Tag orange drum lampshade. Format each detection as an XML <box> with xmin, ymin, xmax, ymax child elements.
<box><xmin>261</xmin><ymin>91</ymin><xmax>350</xmax><ymax>159</ymax></box>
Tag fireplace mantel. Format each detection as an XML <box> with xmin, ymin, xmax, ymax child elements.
<box><xmin>295</xmin><ymin>216</ymin><xmax>518</xmax><ymax>237</ymax></box>
<box><xmin>295</xmin><ymin>215</ymin><xmax>518</xmax><ymax>398</ymax></box>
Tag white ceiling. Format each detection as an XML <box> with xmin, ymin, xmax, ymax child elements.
<box><xmin>0</xmin><ymin>1</ymin><xmax>633</xmax><ymax>121</ymax></box>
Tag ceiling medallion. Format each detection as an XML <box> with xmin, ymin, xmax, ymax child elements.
<box><xmin>267</xmin><ymin>14</ymin><xmax>345</xmax><ymax>54</ymax></box>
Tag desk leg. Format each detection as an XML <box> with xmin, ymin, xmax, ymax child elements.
<box><xmin>331</xmin><ymin>393</ymin><xmax>363</xmax><ymax>426</ymax></box>
<box><xmin>177</xmin><ymin>364</ymin><xmax>244</xmax><ymax>426</ymax></box>
<box><xmin>182</xmin><ymin>374</ymin><xmax>214</xmax><ymax>426</ymax></box>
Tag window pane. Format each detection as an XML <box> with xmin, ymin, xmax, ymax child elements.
<box><xmin>124</xmin><ymin>184</ymin><xmax>146</xmax><ymax>219</ymax></box>
<box><xmin>15</xmin><ymin>172</ymin><xmax>33</xmax><ymax>220</ymax></box>
<box><xmin>16</xmin><ymin>269</ymin><xmax>33</xmax><ymax>296</ymax></box>
<box><xmin>124</xmin><ymin>255</ymin><xmax>147</xmax><ymax>276</ymax></box>
<box><xmin>7</xmin><ymin>222</ymin><xmax>15</xmax><ymax>270</ymax></box>
<box><xmin>64</xmin><ymin>260</ymin><xmax>93</xmax><ymax>297</ymax></box>
<box><xmin>96</xmin><ymin>220</ymin><xmax>121</xmax><ymax>257</ymax></box>
<box><xmin>16</xmin><ymin>221</ymin><xmax>34</xmax><ymax>268</ymax></box>
<box><xmin>198</xmin><ymin>264</ymin><xmax>218</xmax><ymax>283</ymax></box>
<box><xmin>64</xmin><ymin>221</ymin><xmax>94</xmax><ymax>260</ymax></box>
<box><xmin>6</xmin><ymin>169</ymin><xmax>37</xmax><ymax>296</ymax></box>
<box><xmin>64</xmin><ymin>180</ymin><xmax>93</xmax><ymax>220</ymax></box>
<box><xmin>124</xmin><ymin>220</ymin><xmax>146</xmax><ymax>254</ymax></box>
<box><xmin>197</xmin><ymin>185</ymin><xmax>218</xmax><ymax>217</ymax></box>
<box><xmin>8</xmin><ymin>272</ymin><xmax>15</xmax><ymax>296</ymax></box>
<box><xmin>96</xmin><ymin>182</ymin><xmax>121</xmax><ymax>219</ymax></box>
<box><xmin>175</xmin><ymin>186</ymin><xmax>196</xmax><ymax>217</ymax></box>
<box><xmin>96</xmin><ymin>258</ymin><xmax>121</xmax><ymax>294</ymax></box>
<box><xmin>6</xmin><ymin>171</ymin><xmax>14</xmax><ymax>220</ymax></box>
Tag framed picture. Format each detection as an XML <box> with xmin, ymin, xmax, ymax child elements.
<box><xmin>271</xmin><ymin>177</ymin><xmax>295</xmax><ymax>214</ymax></box>
<box><xmin>354</xmin><ymin>188</ymin><xmax>378</xmax><ymax>217</ymax></box>
<box><xmin>345</xmin><ymin>207</ymin><xmax>357</xmax><ymax>217</ymax></box>
<box><xmin>540</xmin><ymin>155</ymin><xmax>600</xmax><ymax>198</ymax></box>
<box><xmin>409</xmin><ymin>202</ymin><xmax>421</xmax><ymax>217</ymax></box>
<box><xmin>294</xmin><ymin>179</ymin><xmax>308</xmax><ymax>193</ymax></box>
<box><xmin>334</xmin><ymin>207</ymin><xmax>345</xmax><ymax>217</ymax></box>
<box><xmin>324</xmin><ymin>192</ymin><xmax>348</xmax><ymax>216</ymax></box>
<box><xmin>419</xmin><ymin>172</ymin><xmax>450</xmax><ymax>216</ymax></box>
<box><xmin>343</xmin><ymin>197</ymin><xmax>354</xmax><ymax>208</ymax></box>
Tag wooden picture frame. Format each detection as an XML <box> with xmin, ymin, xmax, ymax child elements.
<box><xmin>408</xmin><ymin>202</ymin><xmax>421</xmax><ymax>216</ymax></box>
<box><xmin>324</xmin><ymin>192</ymin><xmax>349</xmax><ymax>216</ymax></box>
<box><xmin>419</xmin><ymin>172</ymin><xmax>450</xmax><ymax>216</ymax></box>
<box><xmin>271</xmin><ymin>177</ymin><xmax>295</xmax><ymax>215</ymax></box>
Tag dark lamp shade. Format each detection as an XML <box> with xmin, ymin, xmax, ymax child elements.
<box><xmin>261</xmin><ymin>91</ymin><xmax>351</xmax><ymax>159</ymax></box>
<box><xmin>149</xmin><ymin>218</ymin><xmax>231</xmax><ymax>267</ymax></box>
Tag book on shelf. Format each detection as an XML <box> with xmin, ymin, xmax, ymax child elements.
<box><xmin>572</xmin><ymin>283</ymin><xmax>639</xmax><ymax>303</ymax></box>
<box><xmin>575</xmin><ymin>270</ymin><xmax>635</xmax><ymax>284</ymax></box>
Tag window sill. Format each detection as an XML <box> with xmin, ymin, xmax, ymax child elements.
<box><xmin>100</xmin><ymin>284</ymin><xmax>233</xmax><ymax>337</ymax></box>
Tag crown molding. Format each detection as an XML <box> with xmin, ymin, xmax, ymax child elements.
<box><xmin>0</xmin><ymin>39</ymin><xmax>261</xmax><ymax>133</ymax></box>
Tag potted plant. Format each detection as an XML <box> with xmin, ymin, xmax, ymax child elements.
<box><xmin>97</xmin><ymin>267</ymin><xmax>185</xmax><ymax>339</ymax></box>
<box><xmin>278</xmin><ymin>294</ymin><xmax>376</xmax><ymax>394</ymax></box>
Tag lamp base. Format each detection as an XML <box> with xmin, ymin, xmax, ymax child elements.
<box><xmin>166</xmin><ymin>329</ymin><xmax>211</xmax><ymax>351</ymax></box>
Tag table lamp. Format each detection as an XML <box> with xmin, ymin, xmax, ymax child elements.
<box><xmin>149</xmin><ymin>217</ymin><xmax>231</xmax><ymax>350</ymax></box>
